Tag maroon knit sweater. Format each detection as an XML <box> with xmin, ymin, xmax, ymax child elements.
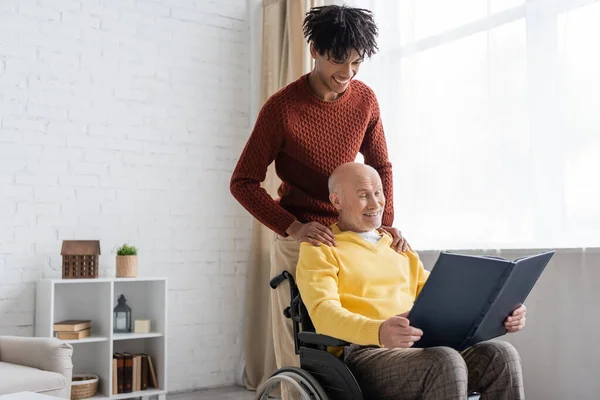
<box><xmin>230</xmin><ymin>74</ymin><xmax>394</xmax><ymax>237</ymax></box>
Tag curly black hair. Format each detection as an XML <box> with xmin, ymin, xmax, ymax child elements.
<box><xmin>302</xmin><ymin>5</ymin><xmax>379</xmax><ymax>62</ymax></box>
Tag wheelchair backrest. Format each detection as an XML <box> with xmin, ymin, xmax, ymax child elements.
<box><xmin>298</xmin><ymin>294</ymin><xmax>316</xmax><ymax>333</ymax></box>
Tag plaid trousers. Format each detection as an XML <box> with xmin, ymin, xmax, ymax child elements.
<box><xmin>344</xmin><ymin>340</ymin><xmax>524</xmax><ymax>400</ymax></box>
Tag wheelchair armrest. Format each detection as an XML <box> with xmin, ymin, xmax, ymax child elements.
<box><xmin>298</xmin><ymin>332</ymin><xmax>351</xmax><ymax>347</ymax></box>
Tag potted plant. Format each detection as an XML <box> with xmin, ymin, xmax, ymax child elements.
<box><xmin>116</xmin><ymin>243</ymin><xmax>138</xmax><ymax>278</ymax></box>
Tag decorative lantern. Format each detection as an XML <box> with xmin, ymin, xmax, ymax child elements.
<box><xmin>113</xmin><ymin>294</ymin><xmax>132</xmax><ymax>333</ymax></box>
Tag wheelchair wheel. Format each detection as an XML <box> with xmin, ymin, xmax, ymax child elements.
<box><xmin>255</xmin><ymin>367</ymin><xmax>330</xmax><ymax>400</ymax></box>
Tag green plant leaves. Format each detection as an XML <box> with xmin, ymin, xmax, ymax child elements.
<box><xmin>116</xmin><ymin>243</ymin><xmax>138</xmax><ymax>256</ymax></box>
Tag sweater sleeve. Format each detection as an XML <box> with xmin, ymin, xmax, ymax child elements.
<box><xmin>230</xmin><ymin>98</ymin><xmax>297</xmax><ymax>236</ymax></box>
<box><xmin>360</xmin><ymin>93</ymin><xmax>394</xmax><ymax>227</ymax></box>
<box><xmin>296</xmin><ymin>243</ymin><xmax>384</xmax><ymax>346</ymax></box>
<box><xmin>405</xmin><ymin>249</ymin><xmax>431</xmax><ymax>297</ymax></box>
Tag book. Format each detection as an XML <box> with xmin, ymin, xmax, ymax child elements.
<box><xmin>53</xmin><ymin>320</ymin><xmax>91</xmax><ymax>332</ymax></box>
<box><xmin>141</xmin><ymin>354</ymin><xmax>149</xmax><ymax>390</ymax></box>
<box><xmin>112</xmin><ymin>356</ymin><xmax>118</xmax><ymax>395</ymax></box>
<box><xmin>132</xmin><ymin>355</ymin><xmax>138</xmax><ymax>393</ymax></box>
<box><xmin>147</xmin><ymin>355</ymin><xmax>158</xmax><ymax>388</ymax></box>
<box><xmin>407</xmin><ymin>250</ymin><xmax>554</xmax><ymax>351</ymax></box>
<box><xmin>115</xmin><ymin>353</ymin><xmax>124</xmax><ymax>394</ymax></box>
<box><xmin>122</xmin><ymin>353</ymin><xmax>133</xmax><ymax>393</ymax></box>
<box><xmin>113</xmin><ymin>352</ymin><xmax>152</xmax><ymax>393</ymax></box>
<box><xmin>55</xmin><ymin>328</ymin><xmax>90</xmax><ymax>340</ymax></box>
<box><xmin>135</xmin><ymin>354</ymin><xmax>142</xmax><ymax>391</ymax></box>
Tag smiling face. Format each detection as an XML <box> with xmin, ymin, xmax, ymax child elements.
<box><xmin>302</xmin><ymin>5</ymin><xmax>379</xmax><ymax>100</ymax></box>
<box><xmin>310</xmin><ymin>45</ymin><xmax>363</xmax><ymax>100</ymax></box>
<box><xmin>329</xmin><ymin>163</ymin><xmax>385</xmax><ymax>233</ymax></box>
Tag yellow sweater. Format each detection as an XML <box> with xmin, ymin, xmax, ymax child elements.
<box><xmin>296</xmin><ymin>224</ymin><xmax>430</xmax><ymax>347</ymax></box>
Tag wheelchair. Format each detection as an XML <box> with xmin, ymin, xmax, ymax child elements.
<box><xmin>256</xmin><ymin>270</ymin><xmax>481</xmax><ymax>400</ymax></box>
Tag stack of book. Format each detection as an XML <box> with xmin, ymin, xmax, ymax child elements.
<box><xmin>112</xmin><ymin>353</ymin><xmax>158</xmax><ymax>395</ymax></box>
<box><xmin>53</xmin><ymin>320</ymin><xmax>92</xmax><ymax>340</ymax></box>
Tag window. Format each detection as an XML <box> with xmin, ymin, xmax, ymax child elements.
<box><xmin>558</xmin><ymin>2</ymin><xmax>600</xmax><ymax>243</ymax></box>
<box><xmin>342</xmin><ymin>0</ymin><xmax>600</xmax><ymax>249</ymax></box>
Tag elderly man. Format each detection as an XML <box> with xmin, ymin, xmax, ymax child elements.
<box><xmin>296</xmin><ymin>162</ymin><xmax>527</xmax><ymax>400</ymax></box>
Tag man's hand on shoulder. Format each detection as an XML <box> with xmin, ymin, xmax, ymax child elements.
<box><xmin>505</xmin><ymin>304</ymin><xmax>527</xmax><ymax>333</ymax></box>
<box><xmin>378</xmin><ymin>312</ymin><xmax>422</xmax><ymax>349</ymax></box>
<box><xmin>287</xmin><ymin>220</ymin><xmax>336</xmax><ymax>247</ymax></box>
<box><xmin>378</xmin><ymin>225</ymin><xmax>409</xmax><ymax>252</ymax></box>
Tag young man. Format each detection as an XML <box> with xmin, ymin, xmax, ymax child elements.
<box><xmin>230</xmin><ymin>5</ymin><xmax>407</xmax><ymax>378</ymax></box>
<box><xmin>296</xmin><ymin>162</ymin><xmax>527</xmax><ymax>400</ymax></box>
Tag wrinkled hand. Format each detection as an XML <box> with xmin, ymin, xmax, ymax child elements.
<box><xmin>378</xmin><ymin>312</ymin><xmax>422</xmax><ymax>348</ymax></box>
<box><xmin>505</xmin><ymin>305</ymin><xmax>527</xmax><ymax>333</ymax></box>
<box><xmin>378</xmin><ymin>226</ymin><xmax>409</xmax><ymax>252</ymax></box>
<box><xmin>286</xmin><ymin>220</ymin><xmax>336</xmax><ymax>247</ymax></box>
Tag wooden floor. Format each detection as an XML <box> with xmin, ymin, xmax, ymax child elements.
<box><xmin>168</xmin><ymin>386</ymin><xmax>256</xmax><ymax>400</ymax></box>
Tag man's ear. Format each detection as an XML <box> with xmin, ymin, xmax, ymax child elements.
<box><xmin>309</xmin><ymin>42</ymin><xmax>318</xmax><ymax>60</ymax></box>
<box><xmin>329</xmin><ymin>192</ymin><xmax>342</xmax><ymax>210</ymax></box>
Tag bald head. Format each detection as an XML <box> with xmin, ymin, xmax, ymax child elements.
<box><xmin>328</xmin><ymin>162</ymin><xmax>380</xmax><ymax>194</ymax></box>
<box><xmin>328</xmin><ymin>162</ymin><xmax>385</xmax><ymax>232</ymax></box>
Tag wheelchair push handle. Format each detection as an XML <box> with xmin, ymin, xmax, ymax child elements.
<box><xmin>270</xmin><ymin>270</ymin><xmax>296</xmax><ymax>289</ymax></box>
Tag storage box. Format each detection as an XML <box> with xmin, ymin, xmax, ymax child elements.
<box><xmin>134</xmin><ymin>319</ymin><xmax>151</xmax><ymax>334</ymax></box>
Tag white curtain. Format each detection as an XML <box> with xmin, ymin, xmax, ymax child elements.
<box><xmin>328</xmin><ymin>0</ymin><xmax>600</xmax><ymax>250</ymax></box>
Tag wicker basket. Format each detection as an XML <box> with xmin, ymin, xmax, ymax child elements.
<box><xmin>71</xmin><ymin>374</ymin><xmax>98</xmax><ymax>400</ymax></box>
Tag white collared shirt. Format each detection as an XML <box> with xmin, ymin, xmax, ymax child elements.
<box><xmin>357</xmin><ymin>230</ymin><xmax>383</xmax><ymax>244</ymax></box>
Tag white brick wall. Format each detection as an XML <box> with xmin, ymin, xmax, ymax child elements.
<box><xmin>0</xmin><ymin>0</ymin><xmax>253</xmax><ymax>392</ymax></box>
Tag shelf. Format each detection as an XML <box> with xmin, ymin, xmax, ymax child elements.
<box><xmin>113</xmin><ymin>332</ymin><xmax>163</xmax><ymax>341</ymax></box>
<box><xmin>85</xmin><ymin>393</ymin><xmax>111</xmax><ymax>399</ymax></box>
<box><xmin>35</xmin><ymin>278</ymin><xmax>168</xmax><ymax>398</ymax></box>
<box><xmin>110</xmin><ymin>388</ymin><xmax>166</xmax><ymax>399</ymax></box>
<box><xmin>49</xmin><ymin>277</ymin><xmax>168</xmax><ymax>284</ymax></box>
<box><xmin>63</xmin><ymin>335</ymin><xmax>109</xmax><ymax>344</ymax></box>
<box><xmin>92</xmin><ymin>389</ymin><xmax>166</xmax><ymax>400</ymax></box>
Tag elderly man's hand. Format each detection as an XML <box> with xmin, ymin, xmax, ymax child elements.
<box><xmin>378</xmin><ymin>313</ymin><xmax>422</xmax><ymax>348</ymax></box>
<box><xmin>378</xmin><ymin>226</ymin><xmax>409</xmax><ymax>252</ymax></box>
<box><xmin>505</xmin><ymin>304</ymin><xmax>527</xmax><ymax>333</ymax></box>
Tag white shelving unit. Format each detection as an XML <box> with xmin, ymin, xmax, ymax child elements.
<box><xmin>35</xmin><ymin>277</ymin><xmax>168</xmax><ymax>400</ymax></box>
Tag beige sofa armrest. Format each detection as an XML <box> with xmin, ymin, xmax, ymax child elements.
<box><xmin>0</xmin><ymin>336</ymin><xmax>73</xmax><ymax>379</ymax></box>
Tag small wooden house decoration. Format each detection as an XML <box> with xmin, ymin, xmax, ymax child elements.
<box><xmin>61</xmin><ymin>240</ymin><xmax>101</xmax><ymax>279</ymax></box>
